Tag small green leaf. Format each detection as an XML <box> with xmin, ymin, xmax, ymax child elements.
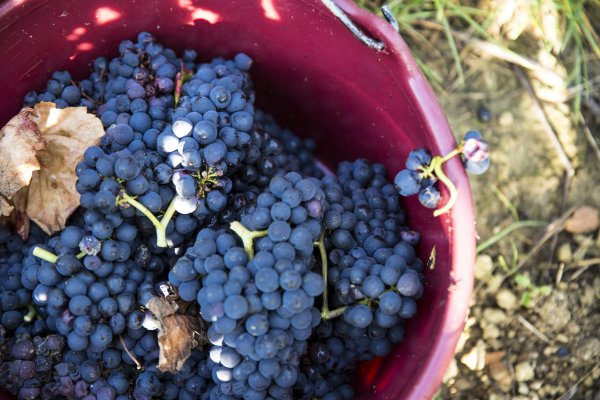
<box><xmin>515</xmin><ymin>274</ymin><xmax>531</xmax><ymax>289</ymax></box>
<box><xmin>537</xmin><ymin>285</ymin><xmax>552</xmax><ymax>296</ymax></box>
<box><xmin>521</xmin><ymin>291</ymin><xmax>532</xmax><ymax>308</ymax></box>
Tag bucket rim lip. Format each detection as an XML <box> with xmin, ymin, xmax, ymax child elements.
<box><xmin>334</xmin><ymin>0</ymin><xmax>475</xmax><ymax>398</ymax></box>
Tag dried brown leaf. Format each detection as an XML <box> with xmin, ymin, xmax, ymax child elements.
<box><xmin>156</xmin><ymin>314</ymin><xmax>204</xmax><ymax>373</ymax></box>
<box><xmin>19</xmin><ymin>102</ymin><xmax>104</xmax><ymax>235</ymax></box>
<box><xmin>146</xmin><ymin>297</ymin><xmax>205</xmax><ymax>374</ymax></box>
<box><xmin>0</xmin><ymin>197</ymin><xmax>14</xmax><ymax>217</ymax></box>
<box><xmin>564</xmin><ymin>206</ymin><xmax>600</xmax><ymax>234</ymax></box>
<box><xmin>0</xmin><ymin>108</ymin><xmax>45</xmax><ymax>207</ymax></box>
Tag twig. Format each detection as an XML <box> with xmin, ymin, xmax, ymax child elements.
<box><xmin>555</xmin><ymin>262</ymin><xmax>565</xmax><ymax>286</ymax></box>
<box><xmin>516</xmin><ymin>315</ymin><xmax>553</xmax><ymax>345</ymax></box>
<box><xmin>513</xmin><ymin>66</ymin><xmax>575</xmax><ymax>179</ymax></box>
<box><xmin>502</xmin><ymin>206</ymin><xmax>578</xmax><ymax>282</ymax></box>
<box><xmin>119</xmin><ymin>334</ymin><xmax>143</xmax><ymax>370</ymax></box>
<box><xmin>513</xmin><ymin>66</ymin><xmax>575</xmax><ymax>266</ymax></box>
<box><xmin>568</xmin><ymin>258</ymin><xmax>600</xmax><ymax>282</ymax></box>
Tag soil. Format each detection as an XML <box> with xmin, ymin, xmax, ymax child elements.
<box><xmin>396</xmin><ymin>16</ymin><xmax>600</xmax><ymax>400</ymax></box>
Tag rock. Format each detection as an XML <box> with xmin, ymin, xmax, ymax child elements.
<box><xmin>443</xmin><ymin>358</ymin><xmax>458</xmax><ymax>382</ymax></box>
<box><xmin>483</xmin><ymin>323</ymin><xmax>501</xmax><ymax>340</ymax></box>
<box><xmin>574</xmin><ymin>337</ymin><xmax>600</xmax><ymax>361</ymax></box>
<box><xmin>496</xmin><ymin>288</ymin><xmax>518</xmax><ymax>311</ymax></box>
<box><xmin>556</xmin><ymin>334</ymin><xmax>570</xmax><ymax>343</ymax></box>
<box><xmin>518</xmin><ymin>382</ymin><xmax>529</xmax><ymax>395</ymax></box>
<box><xmin>487</xmin><ymin>274</ymin><xmax>504</xmax><ymax>292</ymax></box>
<box><xmin>460</xmin><ymin>340</ymin><xmax>486</xmax><ymax>371</ymax></box>
<box><xmin>454</xmin><ymin>378</ymin><xmax>476</xmax><ymax>391</ymax></box>
<box><xmin>483</xmin><ymin>308</ymin><xmax>508</xmax><ymax>325</ymax></box>
<box><xmin>475</xmin><ymin>254</ymin><xmax>495</xmax><ymax>281</ymax></box>
<box><xmin>499</xmin><ymin>111</ymin><xmax>514</xmax><ymax>126</ymax></box>
<box><xmin>486</xmin><ymin>351</ymin><xmax>506</xmax><ymax>365</ymax></box>
<box><xmin>537</xmin><ymin>292</ymin><xmax>571</xmax><ymax>331</ymax></box>
<box><xmin>515</xmin><ymin>361</ymin><xmax>535</xmax><ymax>382</ymax></box>
<box><xmin>489</xmin><ymin>360</ymin><xmax>512</xmax><ymax>392</ymax></box>
<box><xmin>556</xmin><ymin>242</ymin><xmax>572</xmax><ymax>263</ymax></box>
<box><xmin>564</xmin><ymin>206</ymin><xmax>599</xmax><ymax>234</ymax></box>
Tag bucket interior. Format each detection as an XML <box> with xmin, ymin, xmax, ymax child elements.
<box><xmin>0</xmin><ymin>1</ymin><xmax>475</xmax><ymax>398</ymax></box>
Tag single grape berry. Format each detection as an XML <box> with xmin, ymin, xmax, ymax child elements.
<box><xmin>405</xmin><ymin>148</ymin><xmax>431</xmax><ymax>171</ymax></box>
<box><xmin>465</xmin><ymin>157</ymin><xmax>490</xmax><ymax>175</ymax></box>
<box><xmin>477</xmin><ymin>105</ymin><xmax>492</xmax><ymax>123</ymax></box>
<box><xmin>462</xmin><ymin>137</ymin><xmax>489</xmax><ymax>163</ymax></box>
<box><xmin>418</xmin><ymin>185</ymin><xmax>441</xmax><ymax>208</ymax></box>
<box><xmin>394</xmin><ymin>169</ymin><xmax>421</xmax><ymax>196</ymax></box>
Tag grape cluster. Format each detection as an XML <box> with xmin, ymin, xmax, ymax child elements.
<box><xmin>1</xmin><ymin>32</ymin><xmax>428</xmax><ymax>400</ymax></box>
<box><xmin>394</xmin><ymin>130</ymin><xmax>490</xmax><ymax>210</ymax></box>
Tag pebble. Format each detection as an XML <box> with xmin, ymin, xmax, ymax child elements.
<box><xmin>537</xmin><ymin>292</ymin><xmax>571</xmax><ymax>331</ymax></box>
<box><xmin>443</xmin><ymin>358</ymin><xmax>458</xmax><ymax>382</ymax></box>
<box><xmin>530</xmin><ymin>381</ymin><xmax>543</xmax><ymax>390</ymax></box>
<box><xmin>483</xmin><ymin>308</ymin><xmax>508</xmax><ymax>325</ymax></box>
<box><xmin>564</xmin><ymin>206</ymin><xmax>599</xmax><ymax>234</ymax></box>
<box><xmin>475</xmin><ymin>254</ymin><xmax>494</xmax><ymax>281</ymax></box>
<box><xmin>486</xmin><ymin>351</ymin><xmax>506</xmax><ymax>365</ymax></box>
<box><xmin>496</xmin><ymin>288</ymin><xmax>518</xmax><ymax>311</ymax></box>
<box><xmin>489</xmin><ymin>360</ymin><xmax>512</xmax><ymax>392</ymax></box>
<box><xmin>455</xmin><ymin>377</ymin><xmax>476</xmax><ymax>391</ymax></box>
<box><xmin>499</xmin><ymin>111</ymin><xmax>514</xmax><ymax>126</ymax></box>
<box><xmin>483</xmin><ymin>323</ymin><xmax>501</xmax><ymax>340</ymax></box>
<box><xmin>518</xmin><ymin>382</ymin><xmax>529</xmax><ymax>395</ymax></box>
<box><xmin>460</xmin><ymin>340</ymin><xmax>486</xmax><ymax>371</ymax></box>
<box><xmin>556</xmin><ymin>333</ymin><xmax>570</xmax><ymax>343</ymax></box>
<box><xmin>515</xmin><ymin>361</ymin><xmax>535</xmax><ymax>382</ymax></box>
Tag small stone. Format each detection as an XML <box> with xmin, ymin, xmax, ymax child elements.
<box><xmin>489</xmin><ymin>360</ymin><xmax>512</xmax><ymax>392</ymax></box>
<box><xmin>543</xmin><ymin>345</ymin><xmax>558</xmax><ymax>356</ymax></box>
<box><xmin>475</xmin><ymin>254</ymin><xmax>494</xmax><ymax>281</ymax></box>
<box><xmin>530</xmin><ymin>381</ymin><xmax>543</xmax><ymax>390</ymax></box>
<box><xmin>496</xmin><ymin>288</ymin><xmax>518</xmax><ymax>311</ymax></box>
<box><xmin>537</xmin><ymin>292</ymin><xmax>571</xmax><ymax>331</ymax></box>
<box><xmin>564</xmin><ymin>206</ymin><xmax>599</xmax><ymax>234</ymax></box>
<box><xmin>455</xmin><ymin>377</ymin><xmax>476</xmax><ymax>391</ymax></box>
<box><xmin>574</xmin><ymin>337</ymin><xmax>600</xmax><ymax>361</ymax></box>
<box><xmin>556</xmin><ymin>242</ymin><xmax>572</xmax><ymax>263</ymax></box>
<box><xmin>584</xmin><ymin>376</ymin><xmax>594</xmax><ymax>387</ymax></box>
<box><xmin>486</xmin><ymin>351</ymin><xmax>506</xmax><ymax>365</ymax></box>
<box><xmin>483</xmin><ymin>308</ymin><xmax>508</xmax><ymax>325</ymax></box>
<box><xmin>460</xmin><ymin>340</ymin><xmax>486</xmax><ymax>371</ymax></box>
<box><xmin>483</xmin><ymin>324</ymin><xmax>501</xmax><ymax>340</ymax></box>
<box><xmin>443</xmin><ymin>358</ymin><xmax>458</xmax><ymax>382</ymax></box>
<box><xmin>556</xmin><ymin>334</ymin><xmax>570</xmax><ymax>343</ymax></box>
<box><xmin>515</xmin><ymin>361</ymin><xmax>535</xmax><ymax>382</ymax></box>
<box><xmin>518</xmin><ymin>382</ymin><xmax>529</xmax><ymax>395</ymax></box>
<box><xmin>487</xmin><ymin>274</ymin><xmax>504</xmax><ymax>292</ymax></box>
<box><xmin>499</xmin><ymin>111</ymin><xmax>514</xmax><ymax>126</ymax></box>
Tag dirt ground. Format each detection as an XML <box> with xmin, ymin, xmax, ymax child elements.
<box><xmin>395</xmin><ymin>12</ymin><xmax>600</xmax><ymax>400</ymax></box>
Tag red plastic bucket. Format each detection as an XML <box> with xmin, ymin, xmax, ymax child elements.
<box><xmin>0</xmin><ymin>0</ymin><xmax>475</xmax><ymax>398</ymax></box>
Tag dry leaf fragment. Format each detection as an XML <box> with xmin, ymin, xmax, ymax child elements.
<box><xmin>16</xmin><ymin>102</ymin><xmax>104</xmax><ymax>235</ymax></box>
<box><xmin>156</xmin><ymin>314</ymin><xmax>204</xmax><ymax>373</ymax></box>
<box><xmin>0</xmin><ymin>108</ymin><xmax>45</xmax><ymax>208</ymax></box>
<box><xmin>146</xmin><ymin>297</ymin><xmax>206</xmax><ymax>374</ymax></box>
<box><xmin>564</xmin><ymin>206</ymin><xmax>600</xmax><ymax>234</ymax></box>
<box><xmin>0</xmin><ymin>197</ymin><xmax>14</xmax><ymax>217</ymax></box>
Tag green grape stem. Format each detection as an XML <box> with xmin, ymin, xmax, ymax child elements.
<box><xmin>418</xmin><ymin>144</ymin><xmax>463</xmax><ymax>217</ymax></box>
<box><xmin>23</xmin><ymin>304</ymin><xmax>37</xmax><ymax>323</ymax></box>
<box><xmin>117</xmin><ymin>191</ymin><xmax>178</xmax><ymax>248</ymax></box>
<box><xmin>229</xmin><ymin>221</ymin><xmax>268</xmax><ymax>259</ymax></box>
<box><xmin>32</xmin><ymin>246</ymin><xmax>58</xmax><ymax>263</ymax></box>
